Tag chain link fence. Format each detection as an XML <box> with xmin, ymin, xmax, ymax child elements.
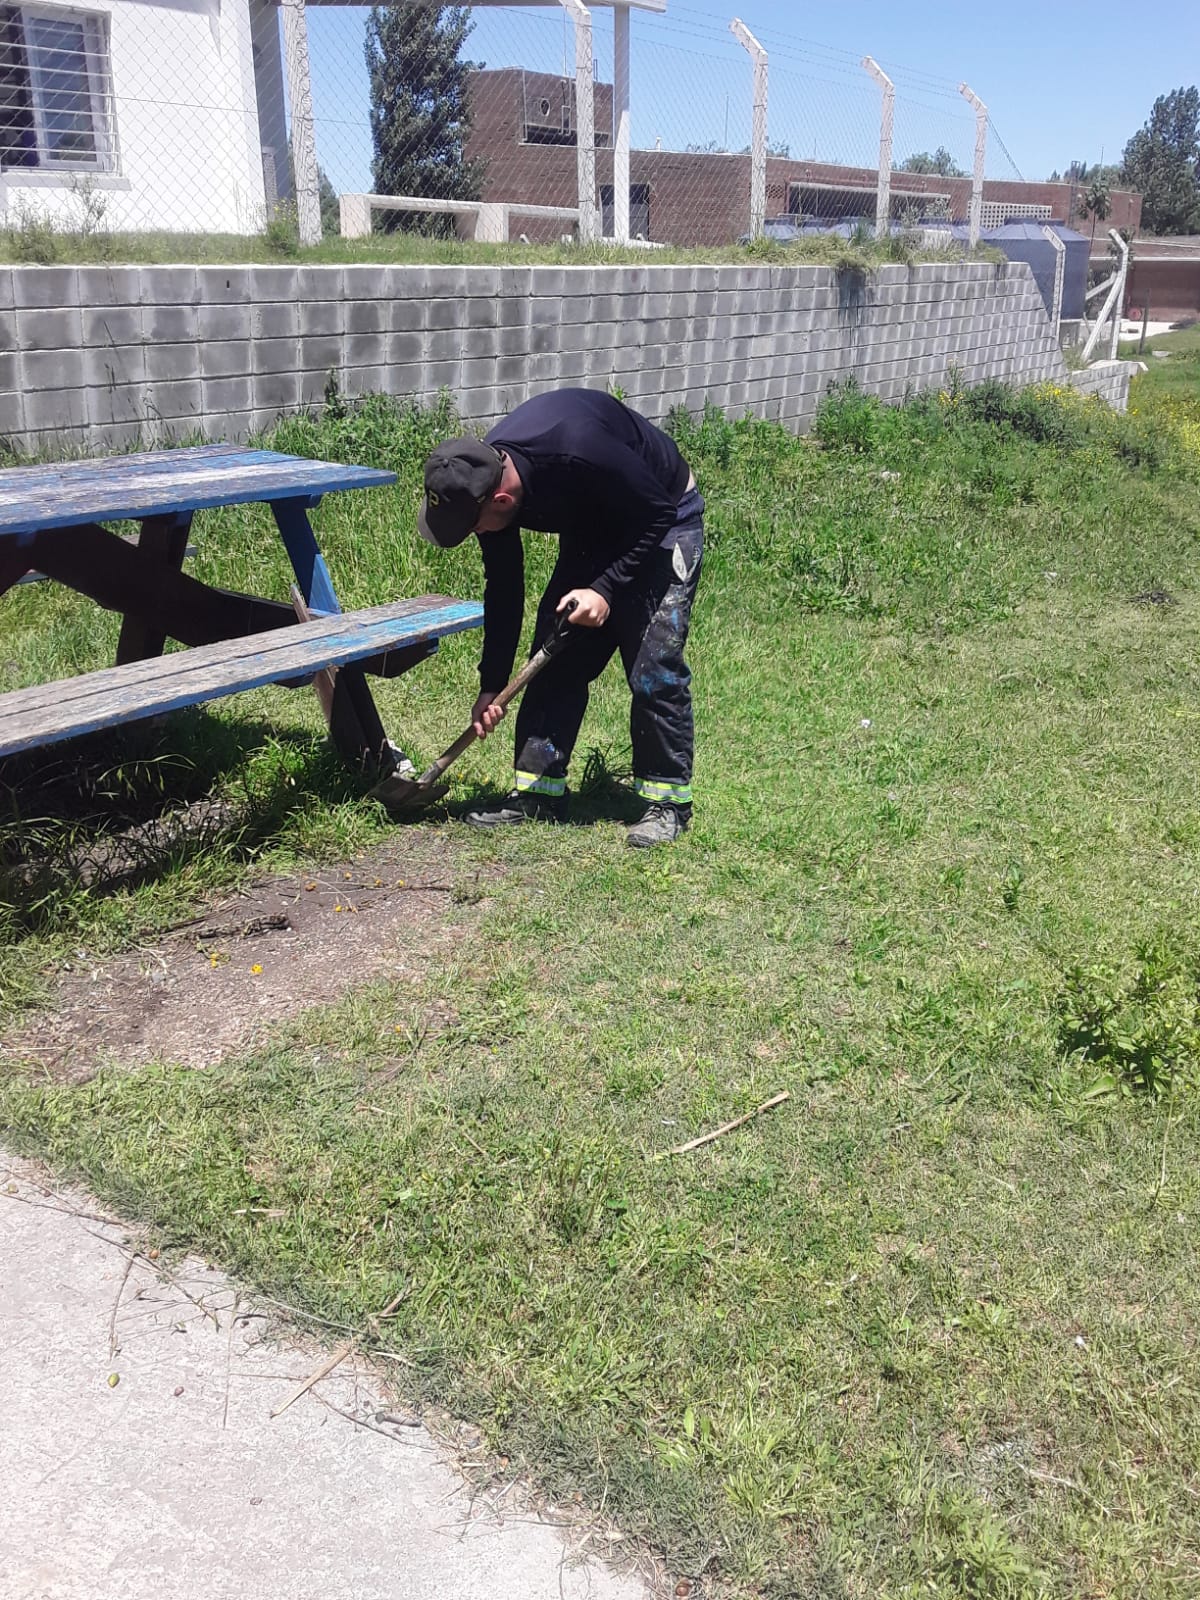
<box><xmin>0</xmin><ymin>0</ymin><xmax>1130</xmax><ymax>251</ymax></box>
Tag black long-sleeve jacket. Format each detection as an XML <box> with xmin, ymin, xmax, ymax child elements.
<box><xmin>476</xmin><ymin>389</ymin><xmax>691</xmax><ymax>690</ymax></box>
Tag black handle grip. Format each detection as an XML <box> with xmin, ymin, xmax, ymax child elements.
<box><xmin>542</xmin><ymin>597</ymin><xmax>579</xmax><ymax>655</ymax></box>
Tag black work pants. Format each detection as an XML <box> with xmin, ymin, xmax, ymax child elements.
<box><xmin>512</xmin><ymin>487</ymin><xmax>704</xmax><ymax>806</ymax></box>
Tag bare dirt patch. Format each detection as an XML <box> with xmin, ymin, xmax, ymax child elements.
<box><xmin>2</xmin><ymin>833</ymin><xmax>490</xmax><ymax>1080</ymax></box>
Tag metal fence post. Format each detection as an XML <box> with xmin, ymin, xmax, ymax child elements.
<box><xmin>730</xmin><ymin>18</ymin><xmax>768</xmax><ymax>241</ymax></box>
<box><xmin>280</xmin><ymin>0</ymin><xmax>322</xmax><ymax>246</ymax></box>
<box><xmin>862</xmin><ymin>56</ymin><xmax>894</xmax><ymax>238</ymax></box>
<box><xmin>958</xmin><ymin>82</ymin><xmax>986</xmax><ymax>248</ymax></box>
<box><xmin>560</xmin><ymin>0</ymin><xmax>598</xmax><ymax>244</ymax></box>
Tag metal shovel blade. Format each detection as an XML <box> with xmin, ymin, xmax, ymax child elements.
<box><xmin>371</xmin><ymin>773</ymin><xmax>451</xmax><ymax>816</ymax></box>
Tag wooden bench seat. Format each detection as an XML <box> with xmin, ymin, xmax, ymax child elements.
<box><xmin>0</xmin><ymin>595</ymin><xmax>483</xmax><ymax>759</ymax></box>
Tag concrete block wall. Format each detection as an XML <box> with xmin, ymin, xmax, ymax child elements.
<box><xmin>0</xmin><ymin>260</ymin><xmax>1130</xmax><ymax>454</ymax></box>
<box><xmin>1065</xmin><ymin>358</ymin><xmax>1135</xmax><ymax>409</ymax></box>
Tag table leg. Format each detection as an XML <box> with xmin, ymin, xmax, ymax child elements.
<box><xmin>271</xmin><ymin>498</ymin><xmax>340</xmax><ymax>615</ymax></box>
<box><xmin>276</xmin><ymin>499</ymin><xmax>399</xmax><ymax>776</ymax></box>
<box><xmin>0</xmin><ymin>542</ymin><xmax>34</xmax><ymax>598</ymax></box>
<box><xmin>289</xmin><ymin>585</ymin><xmax>394</xmax><ymax>773</ymax></box>
<box><xmin>115</xmin><ymin>512</ymin><xmax>194</xmax><ymax>665</ymax></box>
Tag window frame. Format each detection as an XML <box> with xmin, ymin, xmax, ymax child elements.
<box><xmin>16</xmin><ymin>2</ymin><xmax>115</xmax><ymax>173</ymax></box>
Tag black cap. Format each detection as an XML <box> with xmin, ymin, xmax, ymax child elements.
<box><xmin>417</xmin><ymin>438</ymin><xmax>504</xmax><ymax>548</ymax></box>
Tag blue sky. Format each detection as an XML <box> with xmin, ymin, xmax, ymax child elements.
<box><xmin>305</xmin><ymin>1</ymin><xmax>1200</xmax><ymax>196</ymax></box>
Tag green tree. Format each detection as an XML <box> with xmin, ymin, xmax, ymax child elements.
<box><xmin>318</xmin><ymin>167</ymin><xmax>341</xmax><ymax>236</ymax></box>
<box><xmin>365</xmin><ymin>4</ymin><xmax>485</xmax><ymax>221</ymax></box>
<box><xmin>1079</xmin><ymin>176</ymin><xmax>1111</xmax><ymax>241</ymax></box>
<box><xmin>1051</xmin><ymin>160</ymin><xmax>1122</xmax><ymax>186</ymax></box>
<box><xmin>899</xmin><ymin>147</ymin><xmax>967</xmax><ymax>177</ymax></box>
<box><xmin>1121</xmin><ymin>86</ymin><xmax>1200</xmax><ymax>234</ymax></box>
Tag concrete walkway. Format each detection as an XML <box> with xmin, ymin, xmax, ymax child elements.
<box><xmin>1</xmin><ymin>1155</ymin><xmax>649</xmax><ymax>1600</ymax></box>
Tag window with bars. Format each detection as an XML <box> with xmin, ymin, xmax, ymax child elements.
<box><xmin>0</xmin><ymin>3</ymin><xmax>114</xmax><ymax>172</ymax></box>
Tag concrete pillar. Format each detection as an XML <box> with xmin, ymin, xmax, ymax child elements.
<box><xmin>958</xmin><ymin>83</ymin><xmax>987</xmax><ymax>249</ymax></box>
<box><xmin>613</xmin><ymin>4</ymin><xmax>631</xmax><ymax>242</ymax></box>
<box><xmin>560</xmin><ymin>0</ymin><xmax>597</xmax><ymax>244</ymax></box>
<box><xmin>862</xmin><ymin>56</ymin><xmax>894</xmax><ymax>238</ymax></box>
<box><xmin>731</xmin><ymin>18</ymin><xmax>768</xmax><ymax>241</ymax></box>
<box><xmin>340</xmin><ymin>195</ymin><xmax>372</xmax><ymax>239</ymax></box>
<box><xmin>473</xmin><ymin>203</ymin><xmax>509</xmax><ymax>243</ymax></box>
<box><xmin>281</xmin><ymin>0</ymin><xmax>322</xmax><ymax>246</ymax></box>
<box><xmin>1043</xmin><ymin>225</ymin><xmax>1065</xmax><ymax>331</ymax></box>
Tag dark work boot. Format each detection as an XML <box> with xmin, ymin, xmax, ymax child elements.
<box><xmin>465</xmin><ymin>789</ymin><xmax>568</xmax><ymax>828</ymax></box>
<box><xmin>626</xmin><ymin>802</ymin><xmax>691</xmax><ymax>849</ymax></box>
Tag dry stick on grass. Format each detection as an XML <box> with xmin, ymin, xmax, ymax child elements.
<box><xmin>270</xmin><ymin>1286</ymin><xmax>409</xmax><ymax>1420</ymax></box>
<box><xmin>654</xmin><ymin>1091</ymin><xmax>791</xmax><ymax>1160</ymax></box>
<box><xmin>1152</xmin><ymin>1097</ymin><xmax>1175</xmax><ymax>1208</ymax></box>
<box><xmin>314</xmin><ymin>1392</ymin><xmax>436</xmax><ymax>1450</ymax></box>
<box><xmin>0</xmin><ymin>1179</ymin><xmax>126</xmax><ymax>1229</ymax></box>
<box><xmin>1015</xmin><ymin>1464</ymin><xmax>1112</xmax><ymax>1517</ymax></box>
<box><xmin>257</xmin><ymin>1295</ymin><xmax>359</xmax><ymax>1334</ymax></box>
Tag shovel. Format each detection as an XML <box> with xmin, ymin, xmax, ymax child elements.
<box><xmin>373</xmin><ymin>600</ymin><xmax>578</xmax><ymax>816</ymax></box>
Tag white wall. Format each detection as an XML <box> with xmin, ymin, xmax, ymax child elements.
<box><xmin>250</xmin><ymin>0</ymin><xmax>288</xmax><ymax>208</ymax></box>
<box><xmin>0</xmin><ymin>0</ymin><xmax>268</xmax><ymax>235</ymax></box>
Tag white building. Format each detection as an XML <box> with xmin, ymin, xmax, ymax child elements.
<box><xmin>0</xmin><ymin>0</ymin><xmax>287</xmax><ymax>234</ymax></box>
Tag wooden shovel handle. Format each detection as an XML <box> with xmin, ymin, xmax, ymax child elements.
<box><xmin>417</xmin><ymin>602</ymin><xmax>578</xmax><ymax>786</ymax></box>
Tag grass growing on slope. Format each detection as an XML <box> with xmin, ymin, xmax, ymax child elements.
<box><xmin>4</xmin><ymin>375</ymin><xmax>1200</xmax><ymax>1597</ymax></box>
<box><xmin>0</xmin><ymin>215</ymin><xmax>996</xmax><ymax>272</ymax></box>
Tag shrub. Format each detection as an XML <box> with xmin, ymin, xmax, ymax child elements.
<box><xmin>263</xmin><ymin>202</ymin><xmax>301</xmax><ymax>257</ymax></box>
<box><xmin>812</xmin><ymin>378</ymin><xmax>883</xmax><ymax>453</ymax></box>
<box><xmin>5</xmin><ymin>203</ymin><xmax>59</xmax><ymax>265</ymax></box>
<box><xmin>1058</xmin><ymin>937</ymin><xmax>1200</xmax><ymax>1098</ymax></box>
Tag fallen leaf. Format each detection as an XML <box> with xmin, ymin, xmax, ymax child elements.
<box><xmin>108</xmin><ymin>1373</ymin><xmax>120</xmax><ymax>1388</ymax></box>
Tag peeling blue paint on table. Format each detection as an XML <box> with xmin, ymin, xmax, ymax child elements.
<box><xmin>0</xmin><ymin>446</ymin><xmax>395</xmax><ymax>538</ymax></box>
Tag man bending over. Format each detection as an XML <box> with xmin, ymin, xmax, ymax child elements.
<box><xmin>418</xmin><ymin>387</ymin><xmax>703</xmax><ymax>849</ymax></box>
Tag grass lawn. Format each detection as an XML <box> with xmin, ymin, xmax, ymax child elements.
<box><xmin>1122</xmin><ymin>321</ymin><xmax>1200</xmax><ymax>359</ymax></box>
<box><xmin>1119</xmin><ymin>318</ymin><xmax>1200</xmax><ymax>391</ymax></box>
<box><xmin>3</xmin><ymin>374</ymin><xmax>1200</xmax><ymax>1598</ymax></box>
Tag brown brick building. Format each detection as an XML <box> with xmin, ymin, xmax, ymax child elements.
<box><xmin>1097</xmin><ymin>237</ymin><xmax>1200</xmax><ymax>320</ymax></box>
<box><xmin>466</xmin><ymin>68</ymin><xmax>1143</xmax><ymax>246</ymax></box>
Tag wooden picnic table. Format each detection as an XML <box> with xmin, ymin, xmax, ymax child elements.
<box><xmin>0</xmin><ymin>445</ymin><xmax>483</xmax><ymax>769</ymax></box>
